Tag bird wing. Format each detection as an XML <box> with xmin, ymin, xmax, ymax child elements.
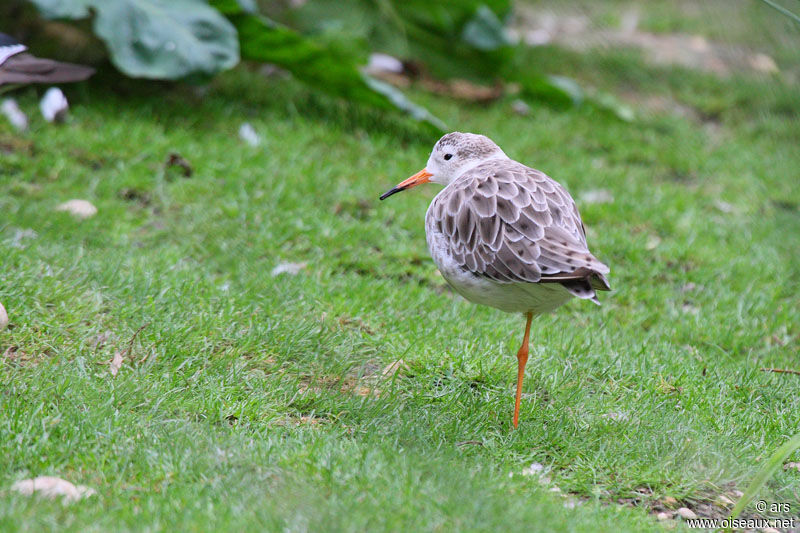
<box><xmin>0</xmin><ymin>38</ymin><xmax>26</xmax><ymax>68</ymax></box>
<box><xmin>428</xmin><ymin>159</ymin><xmax>610</xmax><ymax>289</ymax></box>
<box><xmin>0</xmin><ymin>53</ymin><xmax>94</xmax><ymax>86</ymax></box>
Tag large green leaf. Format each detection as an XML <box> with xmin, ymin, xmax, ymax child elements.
<box><xmin>281</xmin><ymin>0</ymin><xmax>630</xmax><ymax>120</ymax></box>
<box><xmin>27</xmin><ymin>0</ymin><xmax>92</xmax><ymax>18</ymax></box>
<box><xmin>288</xmin><ymin>0</ymin><xmax>513</xmax><ymax>80</ymax></box>
<box><xmin>28</xmin><ymin>0</ymin><xmax>240</xmax><ymax>79</ymax></box>
<box><xmin>461</xmin><ymin>5</ymin><xmax>513</xmax><ymax>51</ymax></box>
<box><xmin>211</xmin><ymin>0</ymin><xmax>445</xmax><ymax>132</ymax></box>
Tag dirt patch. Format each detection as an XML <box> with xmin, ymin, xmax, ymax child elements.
<box><xmin>1</xmin><ymin>345</ymin><xmax>38</xmax><ymax>365</ymax></box>
<box><xmin>297</xmin><ymin>359</ymin><xmax>411</xmax><ymax>399</ymax></box>
<box><xmin>523</xmin><ymin>467</ymin><xmax>794</xmax><ymax>532</ymax></box>
<box><xmin>511</xmin><ymin>7</ymin><xmax>779</xmax><ymax>76</ymax></box>
<box><xmin>337</xmin><ymin>315</ymin><xmax>375</xmax><ymax>335</ymax></box>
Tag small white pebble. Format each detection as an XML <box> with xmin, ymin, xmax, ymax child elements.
<box><xmin>522</xmin><ymin>28</ymin><xmax>551</xmax><ymax>46</ymax></box>
<box><xmin>271</xmin><ymin>261</ymin><xmax>307</xmax><ymax>276</ymax></box>
<box><xmin>730</xmin><ymin>489</ymin><xmax>744</xmax><ymax>498</ymax></box>
<box><xmin>511</xmin><ymin>99</ymin><xmax>530</xmax><ymax>116</ymax></box>
<box><xmin>40</xmin><ymin>87</ymin><xmax>69</xmax><ymax>123</ymax></box>
<box><xmin>0</xmin><ymin>301</ymin><xmax>8</xmax><ymax>330</ymax></box>
<box><xmin>749</xmin><ymin>52</ymin><xmax>778</xmax><ymax>74</ymax></box>
<box><xmin>1</xmin><ymin>98</ymin><xmax>28</xmax><ymax>131</ymax></box>
<box><xmin>716</xmin><ymin>494</ymin><xmax>734</xmax><ymax>506</ymax></box>
<box><xmin>238</xmin><ymin>122</ymin><xmax>261</xmax><ymax>146</ymax></box>
<box><xmin>661</xmin><ymin>496</ymin><xmax>678</xmax><ymax>507</ymax></box>
<box><xmin>646</xmin><ymin>235</ymin><xmax>661</xmax><ymax>250</ymax></box>
<box><xmin>366</xmin><ymin>53</ymin><xmax>404</xmax><ymax>74</ymax></box>
<box><xmin>581</xmin><ymin>189</ymin><xmax>614</xmax><ymax>205</ymax></box>
<box><xmin>714</xmin><ymin>200</ymin><xmax>734</xmax><ymax>213</ymax></box>
<box><xmin>676</xmin><ymin>507</ymin><xmax>697</xmax><ymax>520</ymax></box>
<box><xmin>656</xmin><ymin>512</ymin><xmax>672</xmax><ymax>521</ymax></box>
<box><xmin>56</xmin><ymin>199</ymin><xmax>97</xmax><ymax>219</ymax></box>
<box><xmin>521</xmin><ymin>462</ymin><xmax>544</xmax><ymax>476</ymax></box>
<box><xmin>11</xmin><ymin>476</ymin><xmax>95</xmax><ymax>502</ymax></box>
<box><xmin>109</xmin><ymin>351</ymin><xmax>124</xmax><ymax>377</ymax></box>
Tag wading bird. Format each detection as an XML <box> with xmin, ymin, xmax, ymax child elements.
<box><xmin>380</xmin><ymin>132</ymin><xmax>610</xmax><ymax>428</ymax></box>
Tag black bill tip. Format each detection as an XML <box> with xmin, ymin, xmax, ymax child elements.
<box><xmin>379</xmin><ymin>186</ymin><xmax>404</xmax><ymax>201</ymax></box>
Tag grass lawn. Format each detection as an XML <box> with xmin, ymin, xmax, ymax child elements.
<box><xmin>1</xmin><ymin>10</ymin><xmax>799</xmax><ymax>532</ymax></box>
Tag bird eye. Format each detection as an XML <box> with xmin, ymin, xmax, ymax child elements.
<box><xmin>444</xmin><ymin>153</ymin><xmax>453</xmax><ymax>161</ymax></box>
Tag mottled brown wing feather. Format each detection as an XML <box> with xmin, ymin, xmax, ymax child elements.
<box><xmin>430</xmin><ymin>159</ymin><xmax>610</xmax><ymax>289</ymax></box>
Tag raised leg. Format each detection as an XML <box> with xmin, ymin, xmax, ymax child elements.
<box><xmin>513</xmin><ymin>312</ymin><xmax>533</xmax><ymax>429</ymax></box>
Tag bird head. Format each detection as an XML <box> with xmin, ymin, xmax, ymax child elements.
<box><xmin>380</xmin><ymin>132</ymin><xmax>507</xmax><ymax>200</ymax></box>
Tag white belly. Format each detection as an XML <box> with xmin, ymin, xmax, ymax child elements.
<box><xmin>425</xmin><ymin>204</ymin><xmax>573</xmax><ymax>315</ymax></box>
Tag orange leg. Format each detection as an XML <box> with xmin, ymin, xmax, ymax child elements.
<box><xmin>513</xmin><ymin>312</ymin><xmax>533</xmax><ymax>429</ymax></box>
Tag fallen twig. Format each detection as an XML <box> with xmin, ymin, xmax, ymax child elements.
<box><xmin>760</xmin><ymin>367</ymin><xmax>800</xmax><ymax>376</ymax></box>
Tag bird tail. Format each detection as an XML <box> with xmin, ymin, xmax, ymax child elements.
<box><xmin>560</xmin><ymin>271</ymin><xmax>611</xmax><ymax>305</ymax></box>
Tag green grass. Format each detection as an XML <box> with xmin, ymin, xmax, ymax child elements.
<box><xmin>2</xmin><ymin>20</ymin><xmax>800</xmax><ymax>533</ymax></box>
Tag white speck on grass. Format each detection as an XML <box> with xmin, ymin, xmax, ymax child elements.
<box><xmin>645</xmin><ymin>235</ymin><xmax>661</xmax><ymax>250</ymax></box>
<box><xmin>271</xmin><ymin>262</ymin><xmax>307</xmax><ymax>277</ymax></box>
<box><xmin>656</xmin><ymin>512</ymin><xmax>672</xmax><ymax>521</ymax></box>
<box><xmin>513</xmin><ymin>27</ymin><xmax>551</xmax><ymax>46</ymax></box>
<box><xmin>40</xmin><ymin>87</ymin><xmax>68</xmax><ymax>123</ymax></box>
<box><xmin>0</xmin><ymin>302</ymin><xmax>8</xmax><ymax>330</ymax></box>
<box><xmin>749</xmin><ymin>52</ymin><xmax>778</xmax><ymax>73</ymax></box>
<box><xmin>56</xmin><ymin>199</ymin><xmax>97</xmax><ymax>219</ymax></box>
<box><xmin>1</xmin><ymin>98</ymin><xmax>28</xmax><ymax>131</ymax></box>
<box><xmin>511</xmin><ymin>99</ymin><xmax>530</xmax><ymax>116</ymax></box>
<box><xmin>521</xmin><ymin>462</ymin><xmax>544</xmax><ymax>476</ymax></box>
<box><xmin>681</xmin><ymin>303</ymin><xmax>699</xmax><ymax>315</ymax></box>
<box><xmin>109</xmin><ymin>351</ymin><xmax>124</xmax><ymax>377</ymax></box>
<box><xmin>366</xmin><ymin>53</ymin><xmax>404</xmax><ymax>74</ymax></box>
<box><xmin>714</xmin><ymin>200</ymin><xmax>735</xmax><ymax>213</ymax></box>
<box><xmin>581</xmin><ymin>189</ymin><xmax>614</xmax><ymax>204</ymax></box>
<box><xmin>715</xmin><ymin>494</ymin><xmax>734</xmax><ymax>506</ymax></box>
<box><xmin>11</xmin><ymin>476</ymin><xmax>95</xmax><ymax>502</ymax></box>
<box><xmin>381</xmin><ymin>359</ymin><xmax>409</xmax><ymax>377</ymax></box>
<box><xmin>238</xmin><ymin>122</ymin><xmax>261</xmax><ymax>146</ymax></box>
<box><xmin>8</xmin><ymin>228</ymin><xmax>38</xmax><ymax>248</ymax></box>
<box><xmin>563</xmin><ymin>499</ymin><xmax>581</xmax><ymax>509</ymax></box>
<box><xmin>680</xmin><ymin>282</ymin><xmax>698</xmax><ymax>293</ymax></box>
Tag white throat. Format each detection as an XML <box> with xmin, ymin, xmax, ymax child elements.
<box><xmin>448</xmin><ymin>153</ymin><xmax>509</xmax><ymax>183</ymax></box>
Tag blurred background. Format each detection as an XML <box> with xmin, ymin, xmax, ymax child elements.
<box><xmin>1</xmin><ymin>0</ymin><xmax>798</xmax><ymax>132</ymax></box>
